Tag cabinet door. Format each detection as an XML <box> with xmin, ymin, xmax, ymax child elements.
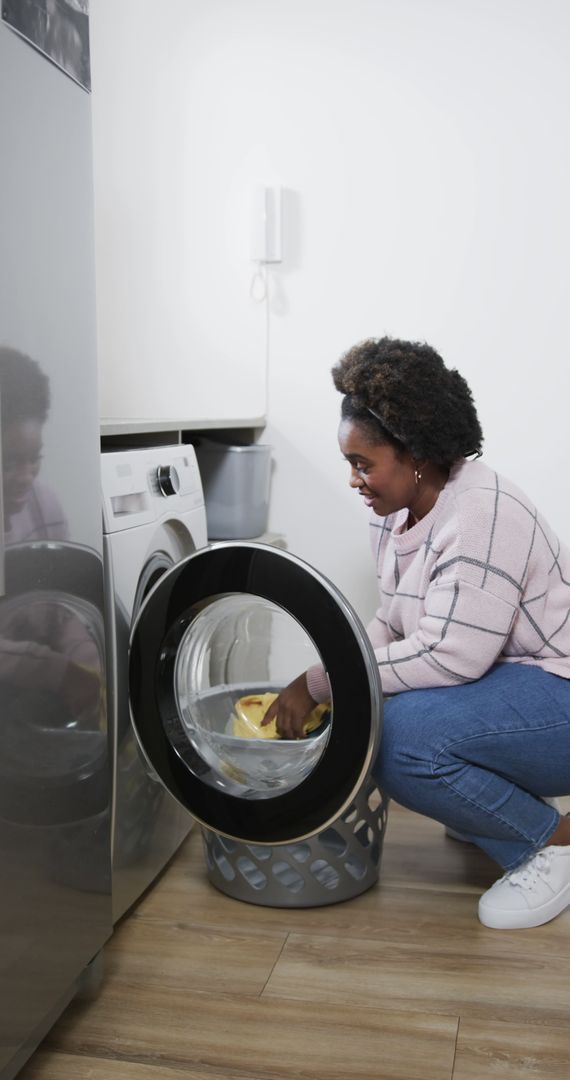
<box><xmin>90</xmin><ymin>0</ymin><xmax>267</xmax><ymax>427</ymax></box>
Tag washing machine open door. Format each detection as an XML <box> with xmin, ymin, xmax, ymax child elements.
<box><xmin>129</xmin><ymin>543</ymin><xmax>382</xmax><ymax>845</ymax></box>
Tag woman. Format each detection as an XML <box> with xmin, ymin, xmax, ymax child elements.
<box><xmin>264</xmin><ymin>337</ymin><xmax>570</xmax><ymax>931</ymax></box>
<box><xmin>0</xmin><ymin>346</ymin><xmax>100</xmax><ymax>714</ymax></box>
<box><xmin>1</xmin><ymin>346</ymin><xmax>68</xmax><ymax>543</ymax></box>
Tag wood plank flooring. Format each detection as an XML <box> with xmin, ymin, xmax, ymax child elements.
<box><xmin>18</xmin><ymin>800</ymin><xmax>570</xmax><ymax>1080</ymax></box>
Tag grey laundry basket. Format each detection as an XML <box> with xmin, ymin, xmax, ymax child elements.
<box><xmin>202</xmin><ymin>777</ymin><xmax>389</xmax><ymax>907</ymax></box>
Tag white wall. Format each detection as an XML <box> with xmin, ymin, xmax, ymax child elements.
<box><xmin>92</xmin><ymin>0</ymin><xmax>570</xmax><ymax>622</ymax></box>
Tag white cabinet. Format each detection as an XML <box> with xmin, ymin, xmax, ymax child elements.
<box><xmin>90</xmin><ymin>0</ymin><xmax>267</xmax><ymax>427</ymax></box>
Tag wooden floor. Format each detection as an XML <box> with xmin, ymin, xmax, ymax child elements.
<box><xmin>20</xmin><ymin>800</ymin><xmax>570</xmax><ymax>1080</ymax></box>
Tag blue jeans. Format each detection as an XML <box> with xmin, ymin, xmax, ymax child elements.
<box><xmin>373</xmin><ymin>664</ymin><xmax>570</xmax><ymax>871</ymax></box>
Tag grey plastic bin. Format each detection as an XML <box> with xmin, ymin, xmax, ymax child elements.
<box><xmin>196</xmin><ymin>440</ymin><xmax>272</xmax><ymax>539</ymax></box>
<box><xmin>202</xmin><ymin>779</ymin><xmax>389</xmax><ymax>908</ymax></box>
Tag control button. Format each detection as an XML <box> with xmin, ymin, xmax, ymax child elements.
<box><xmin>156</xmin><ymin>465</ymin><xmax>180</xmax><ymax>496</ymax></box>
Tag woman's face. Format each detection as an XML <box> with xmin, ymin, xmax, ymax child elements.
<box><xmin>338</xmin><ymin>418</ymin><xmax>416</xmax><ymax>517</ymax></box>
<box><xmin>2</xmin><ymin>419</ymin><xmax>43</xmax><ymax>521</ymax></box>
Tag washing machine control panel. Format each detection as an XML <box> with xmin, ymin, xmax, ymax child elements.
<box><xmin>156</xmin><ymin>465</ymin><xmax>180</xmax><ymax>497</ymax></box>
<box><xmin>101</xmin><ymin>445</ymin><xmax>205</xmax><ymax>533</ymax></box>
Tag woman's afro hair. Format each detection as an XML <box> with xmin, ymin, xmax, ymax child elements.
<box><xmin>332</xmin><ymin>337</ymin><xmax>483</xmax><ymax>468</ymax></box>
<box><xmin>0</xmin><ymin>346</ymin><xmax>50</xmax><ymax>427</ymax></box>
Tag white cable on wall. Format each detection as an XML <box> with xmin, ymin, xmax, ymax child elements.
<box><xmin>250</xmin><ymin>261</ymin><xmax>268</xmax><ymax>303</ymax></box>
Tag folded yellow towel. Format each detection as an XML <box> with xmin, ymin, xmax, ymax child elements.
<box><xmin>232</xmin><ymin>693</ymin><xmax>329</xmax><ymax>740</ymax></box>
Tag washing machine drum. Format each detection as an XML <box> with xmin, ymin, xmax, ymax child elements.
<box><xmin>129</xmin><ymin>543</ymin><xmax>383</xmax><ymax>845</ymax></box>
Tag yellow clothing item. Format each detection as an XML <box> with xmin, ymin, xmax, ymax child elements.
<box><xmin>233</xmin><ymin>692</ymin><xmax>330</xmax><ymax>740</ymax></box>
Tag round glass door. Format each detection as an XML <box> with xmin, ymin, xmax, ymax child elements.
<box><xmin>173</xmin><ymin>593</ymin><xmax>331</xmax><ymax>798</ymax></box>
<box><xmin>129</xmin><ymin>543</ymin><xmax>382</xmax><ymax>844</ymax></box>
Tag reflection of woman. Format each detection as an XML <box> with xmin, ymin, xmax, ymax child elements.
<box><xmin>1</xmin><ymin>347</ymin><xmax>67</xmax><ymax>543</ymax></box>
<box><xmin>1</xmin><ymin>346</ymin><xmax>99</xmax><ymax>713</ymax></box>
<box><xmin>266</xmin><ymin>337</ymin><xmax>570</xmax><ymax>930</ymax></box>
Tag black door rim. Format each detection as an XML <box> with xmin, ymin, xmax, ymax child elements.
<box><xmin>129</xmin><ymin>543</ymin><xmax>382</xmax><ymax>844</ymax></box>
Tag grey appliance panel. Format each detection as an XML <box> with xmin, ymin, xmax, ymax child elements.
<box><xmin>0</xmin><ymin>19</ymin><xmax>112</xmax><ymax>1080</ymax></box>
<box><xmin>104</xmin><ymin>535</ymin><xmax>193</xmax><ymax>924</ymax></box>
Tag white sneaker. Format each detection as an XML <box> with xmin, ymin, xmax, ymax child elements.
<box><xmin>478</xmin><ymin>843</ymin><xmax>570</xmax><ymax>929</ymax></box>
<box><xmin>445</xmin><ymin>797</ymin><xmax>561</xmax><ymax>844</ymax></box>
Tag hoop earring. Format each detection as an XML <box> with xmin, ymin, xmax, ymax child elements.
<box><xmin>414</xmin><ymin>468</ymin><xmax>422</xmax><ymax>486</ymax></box>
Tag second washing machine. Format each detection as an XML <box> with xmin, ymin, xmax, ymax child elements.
<box><xmin>101</xmin><ymin>444</ymin><xmax>207</xmax><ymax>922</ymax></box>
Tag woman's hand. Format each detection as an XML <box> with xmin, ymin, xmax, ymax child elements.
<box><xmin>261</xmin><ymin>672</ymin><xmax>318</xmax><ymax>740</ymax></box>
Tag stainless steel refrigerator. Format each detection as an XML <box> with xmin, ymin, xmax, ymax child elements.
<box><xmin>0</xmin><ymin>9</ymin><xmax>112</xmax><ymax>1078</ymax></box>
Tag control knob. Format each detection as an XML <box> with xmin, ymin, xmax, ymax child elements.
<box><xmin>156</xmin><ymin>465</ymin><xmax>180</xmax><ymax>497</ymax></box>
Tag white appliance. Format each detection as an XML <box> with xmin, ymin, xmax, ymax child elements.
<box><xmin>101</xmin><ymin>444</ymin><xmax>207</xmax><ymax>922</ymax></box>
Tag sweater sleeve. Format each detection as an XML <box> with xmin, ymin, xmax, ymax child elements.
<box><xmin>306</xmin><ymin>662</ymin><xmax>331</xmax><ymax>703</ymax></box>
<box><xmin>373</xmin><ymin>575</ymin><xmax>517</xmax><ymax>694</ymax></box>
<box><xmin>366</xmin><ymin>609</ymin><xmax>394</xmax><ymax>651</ymax></box>
<box><xmin>306</xmin><ymin>575</ymin><xmax>518</xmax><ymax>700</ymax></box>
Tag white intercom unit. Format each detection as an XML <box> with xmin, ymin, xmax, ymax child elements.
<box><xmin>251</xmin><ymin>186</ymin><xmax>282</xmax><ymax>264</ymax></box>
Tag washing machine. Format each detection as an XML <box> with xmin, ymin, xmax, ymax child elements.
<box><xmin>101</xmin><ymin>444</ymin><xmax>208</xmax><ymax>922</ymax></box>
<box><xmin>126</xmin><ymin>541</ymin><xmax>384</xmax><ymax>881</ymax></box>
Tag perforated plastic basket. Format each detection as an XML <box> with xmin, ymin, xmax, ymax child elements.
<box><xmin>202</xmin><ymin>778</ymin><xmax>389</xmax><ymax>907</ymax></box>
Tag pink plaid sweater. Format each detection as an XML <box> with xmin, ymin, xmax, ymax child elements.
<box><xmin>307</xmin><ymin>458</ymin><xmax>570</xmax><ymax>699</ymax></box>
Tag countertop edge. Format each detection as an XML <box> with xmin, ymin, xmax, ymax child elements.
<box><xmin>100</xmin><ymin>416</ymin><xmax>267</xmax><ymax>436</ymax></box>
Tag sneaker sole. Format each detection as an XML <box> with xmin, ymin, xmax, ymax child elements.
<box><xmin>478</xmin><ymin>882</ymin><xmax>570</xmax><ymax>930</ymax></box>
